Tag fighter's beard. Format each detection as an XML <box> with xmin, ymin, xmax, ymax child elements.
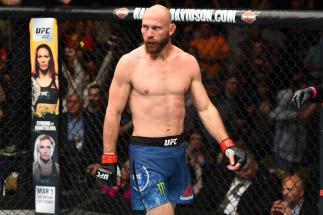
<box><xmin>144</xmin><ymin>36</ymin><xmax>170</xmax><ymax>55</ymax></box>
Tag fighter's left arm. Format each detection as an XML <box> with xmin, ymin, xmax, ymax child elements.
<box><xmin>188</xmin><ymin>56</ymin><xmax>228</xmax><ymax>143</ymax></box>
<box><xmin>188</xmin><ymin>55</ymin><xmax>246</xmax><ymax>170</ymax></box>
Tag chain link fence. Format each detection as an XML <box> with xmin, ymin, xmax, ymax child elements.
<box><xmin>0</xmin><ymin>10</ymin><xmax>321</xmax><ymax>215</ymax></box>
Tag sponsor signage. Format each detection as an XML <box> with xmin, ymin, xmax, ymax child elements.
<box><xmin>114</xmin><ymin>7</ymin><xmax>129</xmax><ymax>19</ymax></box>
<box><xmin>133</xmin><ymin>8</ymin><xmax>237</xmax><ymax>23</ymax></box>
<box><xmin>32</xmin><ymin>19</ymin><xmax>53</xmax><ymax>41</ymax></box>
<box><xmin>241</xmin><ymin>10</ymin><xmax>257</xmax><ymax>23</ymax></box>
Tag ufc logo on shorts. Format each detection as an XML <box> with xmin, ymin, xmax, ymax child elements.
<box><xmin>164</xmin><ymin>138</ymin><xmax>177</xmax><ymax>146</ymax></box>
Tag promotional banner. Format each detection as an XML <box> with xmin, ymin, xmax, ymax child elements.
<box><xmin>30</xmin><ymin>18</ymin><xmax>59</xmax><ymax>214</ymax></box>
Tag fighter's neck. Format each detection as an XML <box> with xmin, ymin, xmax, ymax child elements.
<box><xmin>148</xmin><ymin>43</ymin><xmax>174</xmax><ymax>60</ymax></box>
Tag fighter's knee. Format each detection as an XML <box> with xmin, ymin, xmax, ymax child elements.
<box><xmin>146</xmin><ymin>202</ymin><xmax>174</xmax><ymax>215</ymax></box>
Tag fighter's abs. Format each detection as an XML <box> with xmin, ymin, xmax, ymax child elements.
<box><xmin>129</xmin><ymin>93</ymin><xmax>186</xmax><ymax>137</ymax></box>
<box><xmin>128</xmin><ymin>53</ymin><xmax>192</xmax><ymax>136</ymax></box>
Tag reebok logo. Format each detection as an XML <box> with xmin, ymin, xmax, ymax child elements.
<box><xmin>164</xmin><ymin>138</ymin><xmax>177</xmax><ymax>146</ymax></box>
<box><xmin>180</xmin><ymin>184</ymin><xmax>193</xmax><ymax>200</ymax></box>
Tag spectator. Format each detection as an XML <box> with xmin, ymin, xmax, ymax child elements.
<box><xmin>214</xmin><ymin>0</ymin><xmax>255</xmax><ymax>8</ymax></box>
<box><xmin>84</xmin><ymin>84</ymin><xmax>105</xmax><ymax>114</ymax></box>
<box><xmin>303</xmin><ymin>31</ymin><xmax>323</xmax><ymax>84</ymax></box>
<box><xmin>154</xmin><ymin>0</ymin><xmax>172</xmax><ymax>8</ymax></box>
<box><xmin>61</xmin><ymin>93</ymin><xmax>85</xmax><ymax>150</ymax></box>
<box><xmin>0</xmin><ymin>105</ymin><xmax>14</xmax><ymax>190</ymax></box>
<box><xmin>214</xmin><ymin>75</ymin><xmax>242</xmax><ymax>138</ymax></box>
<box><xmin>270</xmin><ymin>73</ymin><xmax>317</xmax><ymax>174</ymax></box>
<box><xmin>57</xmin><ymin>0</ymin><xmax>72</xmax><ymax>5</ymax></box>
<box><xmin>116</xmin><ymin>106</ymin><xmax>133</xmax><ymax>163</ymax></box>
<box><xmin>225</xmin><ymin>25</ymin><xmax>248</xmax><ymax>54</ymax></box>
<box><xmin>290</xmin><ymin>0</ymin><xmax>310</xmax><ymax>10</ymax></box>
<box><xmin>185</xmin><ymin>130</ymin><xmax>218</xmax><ymax>211</ymax></box>
<box><xmin>190</xmin><ymin>23</ymin><xmax>230</xmax><ymax>76</ymax></box>
<box><xmin>271</xmin><ymin>174</ymin><xmax>318</xmax><ymax>215</ymax></box>
<box><xmin>82</xmin><ymin>34</ymin><xmax>118</xmax><ymax>106</ymax></box>
<box><xmin>32</xmin><ymin>134</ymin><xmax>59</xmax><ymax>185</ymax></box>
<box><xmin>0</xmin><ymin>0</ymin><xmax>72</xmax><ymax>6</ymax></box>
<box><xmin>244</xmin><ymin>83</ymin><xmax>274</xmax><ymax>160</ymax></box>
<box><xmin>0</xmin><ymin>47</ymin><xmax>10</xmax><ymax>96</ymax></box>
<box><xmin>0</xmin><ymin>83</ymin><xmax>5</xmax><ymax>105</ymax></box>
<box><xmin>74</xmin><ymin>20</ymin><xmax>96</xmax><ymax>54</ymax></box>
<box><xmin>0</xmin><ymin>0</ymin><xmax>33</xmax><ymax>199</ymax></box>
<box><xmin>60</xmin><ymin>93</ymin><xmax>87</xmax><ymax>190</ymax></box>
<box><xmin>179</xmin><ymin>24</ymin><xmax>196</xmax><ymax>49</ymax></box>
<box><xmin>101</xmin><ymin>160</ymin><xmax>131</xmax><ymax>201</ymax></box>
<box><xmin>0</xmin><ymin>105</ymin><xmax>7</xmax><ymax>147</ymax></box>
<box><xmin>60</xmin><ymin>93</ymin><xmax>105</xmax><ymax>190</ymax></box>
<box><xmin>82</xmin><ymin>53</ymin><xmax>98</xmax><ymax>82</ymax></box>
<box><xmin>61</xmin><ymin>32</ymin><xmax>89</xmax><ymax>111</ymax></box>
<box><xmin>84</xmin><ymin>85</ymin><xmax>106</xmax><ymax>175</ymax></box>
<box><xmin>119</xmin><ymin>160</ymin><xmax>131</xmax><ymax>201</ymax></box>
<box><xmin>249</xmin><ymin>0</ymin><xmax>272</xmax><ymax>9</ymax></box>
<box><xmin>187</xmin><ymin>130</ymin><xmax>209</xmax><ymax>194</ymax></box>
<box><xmin>214</xmin><ymin>149</ymin><xmax>281</xmax><ymax>215</ymax></box>
<box><xmin>0</xmin><ymin>0</ymin><xmax>21</xmax><ymax>5</ymax></box>
<box><xmin>248</xmin><ymin>40</ymin><xmax>273</xmax><ymax>86</ymax></box>
<box><xmin>93</xmin><ymin>33</ymin><xmax>118</xmax><ymax>88</ymax></box>
<box><xmin>261</xmin><ymin>27</ymin><xmax>286</xmax><ymax>50</ymax></box>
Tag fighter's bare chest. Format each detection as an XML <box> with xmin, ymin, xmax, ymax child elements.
<box><xmin>131</xmin><ymin>63</ymin><xmax>191</xmax><ymax>95</ymax></box>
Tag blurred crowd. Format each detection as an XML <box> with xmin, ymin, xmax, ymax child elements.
<box><xmin>0</xmin><ymin>0</ymin><xmax>321</xmax><ymax>214</ymax></box>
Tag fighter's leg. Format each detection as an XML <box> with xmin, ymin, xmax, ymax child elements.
<box><xmin>146</xmin><ymin>202</ymin><xmax>175</xmax><ymax>215</ymax></box>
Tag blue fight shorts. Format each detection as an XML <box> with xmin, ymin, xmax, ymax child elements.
<box><xmin>129</xmin><ymin>134</ymin><xmax>194</xmax><ymax>211</ymax></box>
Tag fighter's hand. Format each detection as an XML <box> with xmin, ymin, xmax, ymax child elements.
<box><xmin>96</xmin><ymin>153</ymin><xmax>118</xmax><ymax>187</ymax></box>
<box><xmin>291</xmin><ymin>87</ymin><xmax>314</xmax><ymax>110</ymax></box>
<box><xmin>219</xmin><ymin>138</ymin><xmax>246</xmax><ymax>171</ymax></box>
<box><xmin>87</xmin><ymin>163</ymin><xmax>100</xmax><ymax>176</ymax></box>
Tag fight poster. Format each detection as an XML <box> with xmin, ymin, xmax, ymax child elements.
<box><xmin>30</xmin><ymin>18</ymin><xmax>59</xmax><ymax>214</ymax></box>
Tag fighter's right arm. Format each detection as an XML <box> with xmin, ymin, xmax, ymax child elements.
<box><xmin>103</xmin><ymin>54</ymin><xmax>132</xmax><ymax>154</ymax></box>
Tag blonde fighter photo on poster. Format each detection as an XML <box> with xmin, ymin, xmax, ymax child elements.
<box><xmin>31</xmin><ymin>43</ymin><xmax>59</xmax><ymax>117</ymax></box>
<box><xmin>33</xmin><ymin>134</ymin><xmax>59</xmax><ymax>185</ymax></box>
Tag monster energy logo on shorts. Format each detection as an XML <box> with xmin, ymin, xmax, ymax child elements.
<box><xmin>157</xmin><ymin>182</ymin><xmax>166</xmax><ymax>196</ymax></box>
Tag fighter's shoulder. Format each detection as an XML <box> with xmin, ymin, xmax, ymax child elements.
<box><xmin>118</xmin><ymin>47</ymin><xmax>143</xmax><ymax>65</ymax></box>
<box><xmin>173</xmin><ymin>46</ymin><xmax>198</xmax><ymax>64</ymax></box>
<box><xmin>117</xmin><ymin>52</ymin><xmax>136</xmax><ymax>65</ymax></box>
<box><xmin>173</xmin><ymin>48</ymin><xmax>199</xmax><ymax>73</ymax></box>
